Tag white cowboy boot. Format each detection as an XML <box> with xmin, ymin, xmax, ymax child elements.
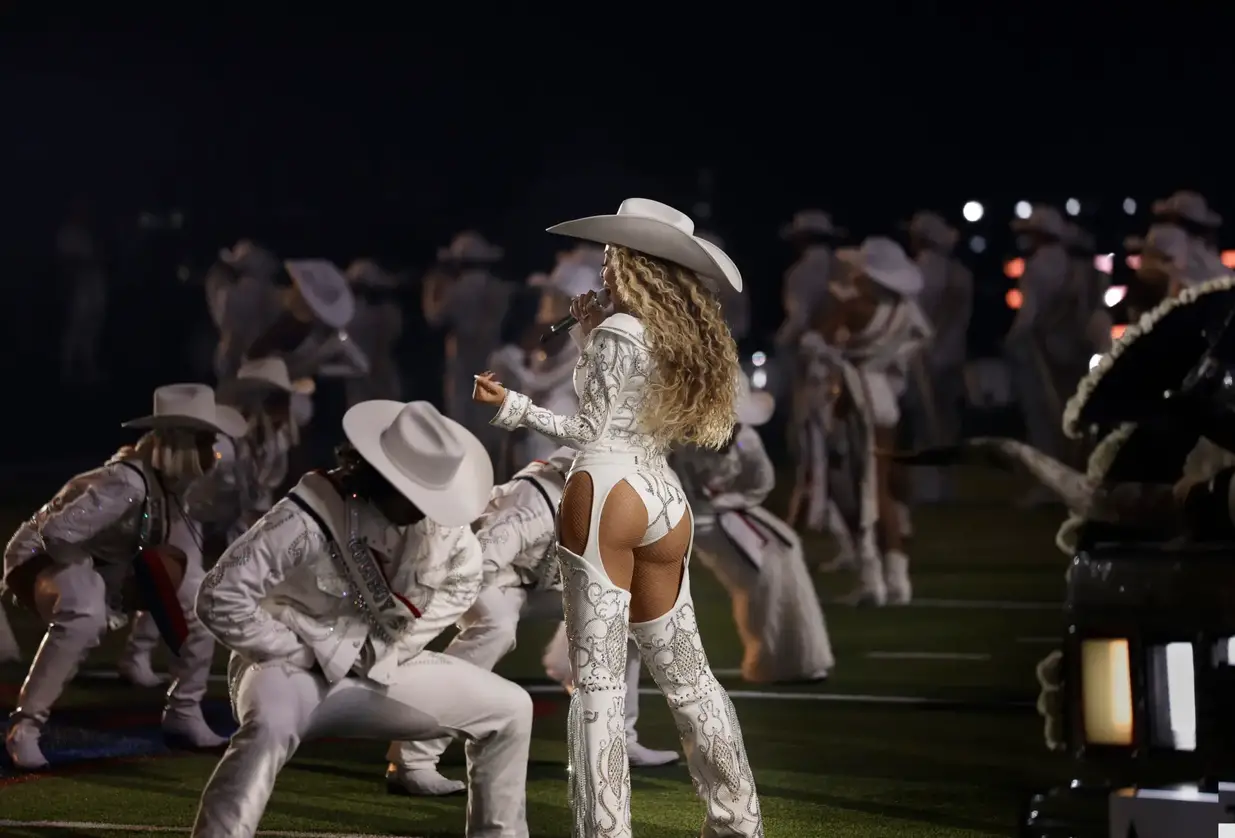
<box><xmin>630</xmin><ymin>560</ymin><xmax>763</xmax><ymax>838</ymax></box>
<box><xmin>884</xmin><ymin>550</ymin><xmax>913</xmax><ymax>606</ymax></box>
<box><xmin>558</xmin><ymin>544</ymin><xmax>633</xmax><ymax>838</ymax></box>
<box><xmin>118</xmin><ymin>612</ymin><xmax>164</xmax><ymax>688</ymax></box>
<box><xmin>842</xmin><ymin>541</ymin><xmax>887</xmax><ymax>607</ymax></box>
<box><xmin>384</xmin><ymin>762</ymin><xmax>466</xmax><ymax>797</ymax></box>
<box><xmin>622</xmin><ymin>640</ymin><xmax>679</xmax><ymax>768</ymax></box>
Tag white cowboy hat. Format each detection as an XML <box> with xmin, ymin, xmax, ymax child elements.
<box><xmin>736</xmin><ymin>371</ymin><xmax>775</xmax><ymax>426</ymax></box>
<box><xmin>345</xmin><ymin>259</ymin><xmax>402</xmax><ymax>288</ymax></box>
<box><xmin>218</xmin><ymin>239</ymin><xmax>281</xmax><ymax>278</ymax></box>
<box><xmin>1011</xmin><ymin>205</ymin><xmax>1068</xmax><ymax>239</ymax></box>
<box><xmin>219</xmin><ymin>356</ymin><xmax>315</xmax><ymax>403</ymax></box>
<box><xmin>547</xmin><ymin>198</ymin><xmax>742</xmax><ymax>292</ymax></box>
<box><xmin>780</xmin><ymin>209</ymin><xmax>846</xmax><ymax>240</ymax></box>
<box><xmin>437</xmin><ymin>231</ymin><xmax>504</xmax><ymax>263</ymax></box>
<box><xmin>1152</xmin><ymin>190</ymin><xmax>1222</xmax><ymax>228</ymax></box>
<box><xmin>342</xmin><ymin>400</ymin><xmax>493</xmax><ymax>528</ymax></box>
<box><xmin>283</xmin><ymin>259</ymin><xmax>356</xmax><ymax>329</ymax></box>
<box><xmin>696</xmin><ymin>229</ymin><xmax>725</xmax><ymax>250</ymax></box>
<box><xmin>548</xmin><ymin>260</ymin><xmax>602</xmax><ymax>299</ymax></box>
<box><xmin>123</xmin><ymin>384</ymin><xmax>248</xmax><ymax>438</ymax></box>
<box><xmin>904</xmin><ymin>211</ymin><xmax>959</xmax><ymax>251</ymax></box>
<box><xmin>1125</xmin><ymin>223</ymin><xmax>1189</xmax><ymax>266</ymax></box>
<box><xmin>836</xmin><ymin>237</ymin><xmax>923</xmax><ymax>297</ymax></box>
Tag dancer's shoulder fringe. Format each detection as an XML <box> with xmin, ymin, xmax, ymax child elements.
<box><xmin>1062</xmin><ymin>275</ymin><xmax>1235</xmax><ymax>440</ymax></box>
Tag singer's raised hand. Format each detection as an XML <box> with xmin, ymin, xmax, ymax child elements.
<box><xmin>569</xmin><ymin>290</ymin><xmax>607</xmax><ymax>337</ymax></box>
<box><xmin>472</xmin><ymin>370</ymin><xmax>508</xmax><ymax>406</ymax></box>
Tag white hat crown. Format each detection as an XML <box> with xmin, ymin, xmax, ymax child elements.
<box><xmin>151</xmin><ymin>384</ymin><xmax>217</xmax><ymax>421</ymax></box>
<box><xmin>378</xmin><ymin>403</ymin><xmax>468</xmax><ymax>492</ymax></box>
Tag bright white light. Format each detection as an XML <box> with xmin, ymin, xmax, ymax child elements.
<box><xmin>1080</xmin><ymin>638</ymin><xmax>1133</xmax><ymax>746</ymax></box>
<box><xmin>751</xmin><ymin>369</ymin><xmax>768</xmax><ymax>389</ymax></box>
<box><xmin>1014</xmin><ymin>201</ymin><xmax>1033</xmax><ymax>220</ymax></box>
<box><xmin>970</xmin><ymin>236</ymin><xmax>986</xmax><ymax>253</ymax></box>
<box><xmin>751</xmin><ymin>351</ymin><xmax>767</xmax><ymax>368</ymax></box>
<box><xmin>1123</xmin><ymin>198</ymin><xmax>1137</xmax><ymax>215</ymax></box>
<box><xmin>1148</xmin><ymin>643</ymin><xmax>1196</xmax><ymax>752</ymax></box>
<box><xmin>1103</xmin><ymin>285</ymin><xmax>1127</xmax><ymax>307</ymax></box>
<box><xmin>1089</xmin><ymin>354</ymin><xmax>1103</xmax><ymax>371</ymax></box>
<box><xmin>962</xmin><ymin>201</ymin><xmax>984</xmax><ymax>223</ymax></box>
<box><xmin>1065</xmin><ymin>198</ymin><xmax>1081</xmax><ymax>216</ymax></box>
<box><xmin>1093</xmin><ymin>253</ymin><xmax>1114</xmax><ymax>275</ymax></box>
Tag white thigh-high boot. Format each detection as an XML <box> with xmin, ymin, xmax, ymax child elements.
<box><xmin>163</xmin><ymin>554</ymin><xmax>228</xmax><ymax>748</ymax></box>
<box><xmin>118</xmin><ymin>612</ymin><xmax>164</xmax><ymax>687</ymax></box>
<box><xmin>7</xmin><ymin>563</ymin><xmax>109</xmax><ymax>770</ymax></box>
<box><xmin>629</xmin><ymin>558</ymin><xmax>763</xmax><ymax>838</ymax></box>
<box><xmin>558</xmin><ymin>544</ymin><xmax>633</xmax><ymax>838</ymax></box>
<box><xmin>0</xmin><ymin>602</ymin><xmax>21</xmax><ymax>663</ymax></box>
<box><xmin>622</xmin><ymin>640</ymin><xmax>679</xmax><ymax>767</ymax></box>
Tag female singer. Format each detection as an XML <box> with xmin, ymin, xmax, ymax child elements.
<box><xmin>473</xmin><ymin>199</ymin><xmax>762</xmax><ymax>838</ymax></box>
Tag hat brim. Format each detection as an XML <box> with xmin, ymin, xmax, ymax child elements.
<box><xmin>548</xmin><ymin>215</ymin><xmax>742</xmax><ymax>293</ymax></box>
<box><xmin>836</xmin><ymin>249</ymin><xmax>923</xmax><ymax>296</ymax></box>
<box><xmin>284</xmin><ymin>260</ymin><xmax>356</xmax><ymax>329</ymax></box>
<box><xmin>780</xmin><ymin>223</ymin><xmax>846</xmax><ymax>240</ymax></box>
<box><xmin>219</xmin><ymin>375</ymin><xmax>316</xmax><ymax>404</ymax></box>
<box><xmin>737</xmin><ymin>391</ymin><xmax>775</xmax><ymax>426</ymax></box>
<box><xmin>1063</xmin><ymin>276</ymin><xmax>1235</xmax><ymax>437</ymax></box>
<box><xmin>342</xmin><ymin>401</ymin><xmax>493</xmax><ymax>528</ymax></box>
<box><xmin>122</xmin><ymin>407</ymin><xmax>248</xmax><ymax>439</ymax></box>
<box><xmin>1151</xmin><ymin>199</ymin><xmax>1222</xmax><ymax>228</ymax></box>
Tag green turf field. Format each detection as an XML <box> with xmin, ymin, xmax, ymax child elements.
<box><xmin>0</xmin><ymin>467</ymin><xmax>1077</xmax><ymax>837</ymax></box>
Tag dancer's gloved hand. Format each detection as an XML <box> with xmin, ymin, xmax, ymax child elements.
<box><xmin>472</xmin><ymin>371</ymin><xmax>507</xmax><ymax>407</ymax></box>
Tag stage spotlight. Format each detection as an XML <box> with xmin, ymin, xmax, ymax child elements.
<box><xmin>1123</xmin><ymin>197</ymin><xmax>1137</xmax><ymax>215</ymax></box>
<box><xmin>962</xmin><ymin>201</ymin><xmax>984</xmax><ymax>222</ymax></box>
<box><xmin>1065</xmin><ymin>198</ymin><xmax>1081</xmax><ymax>216</ymax></box>
<box><xmin>1015</xmin><ymin>201</ymin><xmax>1032</xmax><ymax>219</ymax></box>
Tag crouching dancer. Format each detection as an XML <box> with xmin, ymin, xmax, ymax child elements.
<box><xmin>190</xmin><ymin>401</ymin><xmax>531</xmax><ymax>838</ymax></box>
<box><xmin>388</xmin><ymin>448</ymin><xmax>677</xmax><ymax>797</ymax></box>
<box><xmin>3</xmin><ymin>384</ymin><xmax>244</xmax><ymax>769</ymax></box>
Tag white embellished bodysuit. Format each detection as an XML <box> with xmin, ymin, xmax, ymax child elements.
<box><xmin>489</xmin><ymin>311</ymin><xmax>763</xmax><ymax>838</ymax></box>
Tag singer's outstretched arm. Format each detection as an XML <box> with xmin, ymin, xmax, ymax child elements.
<box><xmin>489</xmin><ymin>326</ymin><xmax>636</xmax><ymax>450</ymax></box>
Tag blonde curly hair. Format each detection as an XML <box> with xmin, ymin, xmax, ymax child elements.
<box><xmin>608</xmin><ymin>246</ymin><xmax>739</xmax><ymax>449</ymax></box>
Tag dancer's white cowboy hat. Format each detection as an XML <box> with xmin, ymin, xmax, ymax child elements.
<box><xmin>1152</xmin><ymin>190</ymin><xmax>1222</xmax><ymax>228</ymax></box>
<box><xmin>547</xmin><ymin>198</ymin><xmax>743</xmax><ymax>292</ymax></box>
<box><xmin>284</xmin><ymin>259</ymin><xmax>356</xmax><ymax>329</ymax></box>
<box><xmin>1011</xmin><ymin>205</ymin><xmax>1068</xmax><ymax>239</ymax></box>
<box><xmin>123</xmin><ymin>384</ymin><xmax>248</xmax><ymax>438</ymax></box>
<box><xmin>903</xmin><ymin>211</ymin><xmax>959</xmax><ymax>250</ymax></box>
<box><xmin>345</xmin><ymin>259</ymin><xmax>402</xmax><ymax>289</ymax></box>
<box><xmin>219</xmin><ymin>357</ymin><xmax>315</xmax><ymax>403</ymax></box>
<box><xmin>780</xmin><ymin>209</ymin><xmax>846</xmax><ymax>240</ymax></box>
<box><xmin>437</xmin><ymin>231</ymin><xmax>504</xmax><ymax>264</ymax></box>
<box><xmin>836</xmin><ymin>236</ymin><xmax>924</xmax><ymax>297</ymax></box>
<box><xmin>736</xmin><ymin>371</ymin><xmax>775</xmax><ymax>426</ymax></box>
<box><xmin>343</xmin><ymin>400</ymin><xmax>493</xmax><ymax>528</ymax></box>
<box><xmin>218</xmin><ymin>239</ymin><xmax>281</xmax><ymax>278</ymax></box>
<box><xmin>1124</xmin><ymin>223</ymin><xmax>1189</xmax><ymax>266</ymax></box>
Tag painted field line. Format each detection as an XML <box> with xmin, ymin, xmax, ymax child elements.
<box><xmin>0</xmin><ymin>821</ymin><xmax>416</xmax><ymax>837</ymax></box>
<box><xmin>865</xmin><ymin>651</ymin><xmax>990</xmax><ymax>661</ymax></box>
<box><xmin>712</xmin><ymin>667</ymin><xmax>742</xmax><ymax>676</ymax></box>
<box><xmin>522</xmin><ymin>683</ymin><xmax>1030</xmax><ymax>709</ymax></box>
<box><xmin>1017</xmin><ymin>636</ymin><xmax>1059</xmax><ymax>644</ymax></box>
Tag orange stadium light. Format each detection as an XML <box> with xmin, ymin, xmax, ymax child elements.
<box><xmin>1112</xmin><ymin>324</ymin><xmax>1127</xmax><ymax>341</ymax></box>
<box><xmin>1223</xmin><ymin>250</ymin><xmax>1235</xmax><ymax>270</ymax></box>
<box><xmin>1004</xmin><ymin>258</ymin><xmax>1025</xmax><ymax>280</ymax></box>
<box><xmin>1006</xmin><ymin>288</ymin><xmax>1023</xmax><ymax>310</ymax></box>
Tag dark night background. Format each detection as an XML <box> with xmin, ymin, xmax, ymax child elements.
<box><xmin>2</xmin><ymin>6</ymin><xmax>1234</xmax><ymax>470</ymax></box>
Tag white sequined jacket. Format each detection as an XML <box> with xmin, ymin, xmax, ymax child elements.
<box><xmin>490</xmin><ymin>313</ymin><xmax>666</xmax><ymax>466</ymax></box>
<box><xmin>195</xmin><ymin>472</ymin><xmax>483</xmax><ymax>686</ymax></box>
<box><xmin>673</xmin><ymin>425</ymin><xmax>775</xmax><ymax>523</ymax></box>
<box><xmin>477</xmin><ymin>452</ymin><xmax>571</xmax><ymax>591</ymax></box>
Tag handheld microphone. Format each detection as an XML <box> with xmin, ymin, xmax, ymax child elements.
<box><xmin>540</xmin><ymin>289</ymin><xmax>610</xmax><ymax>344</ymax></box>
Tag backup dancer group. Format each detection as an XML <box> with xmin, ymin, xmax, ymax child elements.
<box><xmin>0</xmin><ymin>198</ymin><xmax>858</xmax><ymax>837</ymax></box>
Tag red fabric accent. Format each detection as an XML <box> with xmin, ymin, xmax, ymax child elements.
<box><xmin>136</xmin><ymin>548</ymin><xmax>190</xmax><ymax>654</ymax></box>
<box><xmin>392</xmin><ymin>592</ymin><xmax>421</xmax><ymax>619</ymax></box>
<box><xmin>371</xmin><ymin>547</ymin><xmax>423</xmax><ymax>618</ymax></box>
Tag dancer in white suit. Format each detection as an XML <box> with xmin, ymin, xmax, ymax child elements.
<box><xmin>3</xmin><ymin>385</ymin><xmax>245</xmax><ymax>769</ymax></box>
<box><xmin>474</xmin><ymin>199</ymin><xmax>762</xmax><ymax>838</ymax></box>
<box><xmin>190</xmin><ymin>401</ymin><xmax>530</xmax><ymax>838</ymax></box>
<box><xmin>673</xmin><ymin>373</ymin><xmax>833</xmax><ymax>683</ymax></box>
<box><xmin>388</xmin><ymin>447</ymin><xmax>678</xmax><ymax>798</ymax></box>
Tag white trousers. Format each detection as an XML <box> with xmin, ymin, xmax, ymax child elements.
<box><xmin>12</xmin><ymin>546</ymin><xmax>215</xmax><ymax>725</ymax></box>
<box><xmin>191</xmin><ymin>652</ymin><xmax>532</xmax><ymax>838</ymax></box>
<box><xmin>392</xmin><ymin>585</ymin><xmax>646</xmax><ymax>770</ymax></box>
